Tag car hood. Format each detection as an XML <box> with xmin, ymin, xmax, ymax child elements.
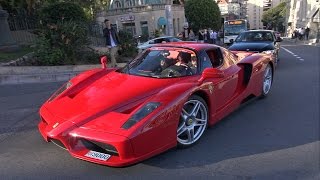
<box><xmin>229</xmin><ymin>42</ymin><xmax>274</xmax><ymax>52</ymax></box>
<box><xmin>44</xmin><ymin>71</ymin><xmax>176</xmax><ymax>124</ymax></box>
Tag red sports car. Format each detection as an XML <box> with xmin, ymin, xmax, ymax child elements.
<box><xmin>38</xmin><ymin>42</ymin><xmax>275</xmax><ymax>167</ymax></box>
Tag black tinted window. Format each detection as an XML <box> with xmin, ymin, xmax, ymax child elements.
<box><xmin>199</xmin><ymin>52</ymin><xmax>213</xmax><ymax>72</ymax></box>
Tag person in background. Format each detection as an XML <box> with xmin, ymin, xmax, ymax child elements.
<box><xmin>212</xmin><ymin>30</ymin><xmax>218</xmax><ymax>44</ymax></box>
<box><xmin>103</xmin><ymin>19</ymin><xmax>120</xmax><ymax>67</ymax></box>
<box><xmin>198</xmin><ymin>30</ymin><xmax>204</xmax><ymax>43</ymax></box>
<box><xmin>300</xmin><ymin>27</ymin><xmax>305</xmax><ymax>40</ymax></box>
<box><xmin>206</xmin><ymin>29</ymin><xmax>212</xmax><ymax>43</ymax></box>
<box><xmin>189</xmin><ymin>29</ymin><xmax>195</xmax><ymax>41</ymax></box>
<box><xmin>305</xmin><ymin>26</ymin><xmax>310</xmax><ymax>40</ymax></box>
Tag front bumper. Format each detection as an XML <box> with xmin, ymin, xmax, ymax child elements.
<box><xmin>38</xmin><ymin>120</ymin><xmax>140</xmax><ymax>167</ymax></box>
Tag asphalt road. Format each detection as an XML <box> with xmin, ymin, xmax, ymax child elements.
<box><xmin>0</xmin><ymin>42</ymin><xmax>319</xmax><ymax>180</ymax></box>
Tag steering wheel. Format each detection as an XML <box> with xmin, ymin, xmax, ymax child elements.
<box><xmin>161</xmin><ymin>67</ymin><xmax>182</xmax><ymax>77</ymax></box>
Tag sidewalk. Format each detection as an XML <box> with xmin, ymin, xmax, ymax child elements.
<box><xmin>0</xmin><ymin>63</ymin><xmax>126</xmax><ymax>85</ymax></box>
<box><xmin>282</xmin><ymin>37</ymin><xmax>319</xmax><ymax>46</ymax></box>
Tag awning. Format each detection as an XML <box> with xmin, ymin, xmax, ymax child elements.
<box><xmin>158</xmin><ymin>17</ymin><xmax>167</xmax><ymax>26</ymax></box>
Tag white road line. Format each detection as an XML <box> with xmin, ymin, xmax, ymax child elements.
<box><xmin>281</xmin><ymin>47</ymin><xmax>304</xmax><ymax>61</ymax></box>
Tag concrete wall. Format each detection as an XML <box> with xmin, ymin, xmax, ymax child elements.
<box><xmin>287</xmin><ymin>0</ymin><xmax>320</xmax><ymax>40</ymax></box>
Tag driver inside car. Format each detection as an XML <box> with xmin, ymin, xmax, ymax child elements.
<box><xmin>170</xmin><ymin>51</ymin><xmax>194</xmax><ymax>76</ymax></box>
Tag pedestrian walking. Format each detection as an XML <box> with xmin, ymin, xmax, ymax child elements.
<box><xmin>103</xmin><ymin>19</ymin><xmax>120</xmax><ymax>67</ymax></box>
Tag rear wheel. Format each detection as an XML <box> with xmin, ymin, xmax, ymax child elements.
<box><xmin>260</xmin><ymin>64</ymin><xmax>273</xmax><ymax>98</ymax></box>
<box><xmin>177</xmin><ymin>95</ymin><xmax>208</xmax><ymax>148</ymax></box>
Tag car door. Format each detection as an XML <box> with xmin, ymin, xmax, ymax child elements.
<box><xmin>201</xmin><ymin>48</ymin><xmax>241</xmax><ymax>112</ymax></box>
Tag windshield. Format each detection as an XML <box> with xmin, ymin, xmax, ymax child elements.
<box><xmin>117</xmin><ymin>47</ymin><xmax>197</xmax><ymax>78</ymax></box>
<box><xmin>235</xmin><ymin>31</ymin><xmax>275</xmax><ymax>42</ymax></box>
<box><xmin>224</xmin><ymin>24</ymin><xmax>246</xmax><ymax>36</ymax></box>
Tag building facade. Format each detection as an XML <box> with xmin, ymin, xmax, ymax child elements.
<box><xmin>286</xmin><ymin>0</ymin><xmax>320</xmax><ymax>41</ymax></box>
<box><xmin>216</xmin><ymin>0</ymin><xmax>248</xmax><ymax>21</ymax></box>
<box><xmin>246</xmin><ymin>0</ymin><xmax>264</xmax><ymax>29</ymax></box>
<box><xmin>246</xmin><ymin>0</ymin><xmax>282</xmax><ymax>30</ymax></box>
<box><xmin>96</xmin><ymin>0</ymin><xmax>186</xmax><ymax>38</ymax></box>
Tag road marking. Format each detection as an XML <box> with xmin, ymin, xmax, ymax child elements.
<box><xmin>281</xmin><ymin>47</ymin><xmax>304</xmax><ymax>61</ymax></box>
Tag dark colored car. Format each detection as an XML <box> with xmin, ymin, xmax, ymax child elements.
<box><xmin>228</xmin><ymin>30</ymin><xmax>282</xmax><ymax>65</ymax></box>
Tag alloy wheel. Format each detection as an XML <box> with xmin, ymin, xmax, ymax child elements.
<box><xmin>177</xmin><ymin>96</ymin><xmax>208</xmax><ymax>146</ymax></box>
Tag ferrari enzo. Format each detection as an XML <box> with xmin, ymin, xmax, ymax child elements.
<box><xmin>38</xmin><ymin>42</ymin><xmax>275</xmax><ymax>167</ymax></box>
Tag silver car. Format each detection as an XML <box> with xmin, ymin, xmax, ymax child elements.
<box><xmin>137</xmin><ymin>36</ymin><xmax>182</xmax><ymax>52</ymax></box>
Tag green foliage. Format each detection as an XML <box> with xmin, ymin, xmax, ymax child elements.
<box><xmin>34</xmin><ymin>36</ymin><xmax>65</xmax><ymax>65</ymax></box>
<box><xmin>185</xmin><ymin>0</ymin><xmax>221</xmax><ymax>31</ymax></box>
<box><xmin>118</xmin><ymin>30</ymin><xmax>138</xmax><ymax>57</ymax></box>
<box><xmin>34</xmin><ymin>2</ymin><xmax>89</xmax><ymax>65</ymax></box>
<box><xmin>262</xmin><ymin>2</ymin><xmax>286</xmax><ymax>32</ymax></box>
<box><xmin>38</xmin><ymin>2</ymin><xmax>87</xmax><ymax>25</ymax></box>
<box><xmin>76</xmin><ymin>49</ymin><xmax>109</xmax><ymax>64</ymax></box>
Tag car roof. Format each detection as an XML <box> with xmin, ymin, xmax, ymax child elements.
<box><xmin>151</xmin><ymin>36</ymin><xmax>178</xmax><ymax>40</ymax></box>
<box><xmin>151</xmin><ymin>42</ymin><xmax>220</xmax><ymax>51</ymax></box>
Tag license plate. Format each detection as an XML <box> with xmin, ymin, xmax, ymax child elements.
<box><xmin>85</xmin><ymin>150</ymin><xmax>111</xmax><ymax>161</ymax></box>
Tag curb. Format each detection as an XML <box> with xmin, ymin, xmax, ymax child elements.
<box><xmin>0</xmin><ymin>63</ymin><xmax>126</xmax><ymax>85</ymax></box>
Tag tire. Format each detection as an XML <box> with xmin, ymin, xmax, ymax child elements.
<box><xmin>260</xmin><ymin>64</ymin><xmax>273</xmax><ymax>98</ymax></box>
<box><xmin>177</xmin><ymin>95</ymin><xmax>208</xmax><ymax>148</ymax></box>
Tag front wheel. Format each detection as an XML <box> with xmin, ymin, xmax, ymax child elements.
<box><xmin>260</xmin><ymin>64</ymin><xmax>273</xmax><ymax>98</ymax></box>
<box><xmin>177</xmin><ymin>95</ymin><xmax>208</xmax><ymax>148</ymax></box>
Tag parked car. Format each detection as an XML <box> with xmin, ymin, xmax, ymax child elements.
<box><xmin>137</xmin><ymin>36</ymin><xmax>182</xmax><ymax>52</ymax></box>
<box><xmin>228</xmin><ymin>30</ymin><xmax>282</xmax><ymax>65</ymax></box>
<box><xmin>38</xmin><ymin>42</ymin><xmax>275</xmax><ymax>167</ymax></box>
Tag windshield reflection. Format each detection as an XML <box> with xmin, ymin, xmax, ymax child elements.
<box><xmin>235</xmin><ymin>31</ymin><xmax>275</xmax><ymax>42</ymax></box>
<box><xmin>117</xmin><ymin>47</ymin><xmax>197</xmax><ymax>78</ymax></box>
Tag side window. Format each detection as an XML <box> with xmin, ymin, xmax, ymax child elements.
<box><xmin>206</xmin><ymin>49</ymin><xmax>223</xmax><ymax>68</ymax></box>
<box><xmin>199</xmin><ymin>52</ymin><xmax>213</xmax><ymax>73</ymax></box>
<box><xmin>149</xmin><ymin>40</ymin><xmax>155</xmax><ymax>44</ymax></box>
<box><xmin>164</xmin><ymin>38</ymin><xmax>171</xmax><ymax>42</ymax></box>
<box><xmin>155</xmin><ymin>38</ymin><xmax>166</xmax><ymax>44</ymax></box>
<box><xmin>154</xmin><ymin>39</ymin><xmax>160</xmax><ymax>43</ymax></box>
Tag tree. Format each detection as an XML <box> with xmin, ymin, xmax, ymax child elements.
<box><xmin>262</xmin><ymin>2</ymin><xmax>286</xmax><ymax>32</ymax></box>
<box><xmin>184</xmin><ymin>0</ymin><xmax>221</xmax><ymax>31</ymax></box>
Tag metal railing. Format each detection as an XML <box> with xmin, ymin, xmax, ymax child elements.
<box><xmin>7</xmin><ymin>16</ymin><xmax>39</xmax><ymax>45</ymax></box>
<box><xmin>7</xmin><ymin>16</ymin><xmax>107</xmax><ymax>47</ymax></box>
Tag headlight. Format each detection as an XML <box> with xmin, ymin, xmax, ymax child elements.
<box><xmin>48</xmin><ymin>81</ymin><xmax>72</xmax><ymax>102</ymax></box>
<box><xmin>122</xmin><ymin>102</ymin><xmax>161</xmax><ymax>129</ymax></box>
<box><xmin>263</xmin><ymin>50</ymin><xmax>275</xmax><ymax>54</ymax></box>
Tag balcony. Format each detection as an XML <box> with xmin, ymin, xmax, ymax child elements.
<box><xmin>106</xmin><ymin>4</ymin><xmax>184</xmax><ymax>16</ymax></box>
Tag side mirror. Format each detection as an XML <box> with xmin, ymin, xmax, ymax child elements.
<box><xmin>198</xmin><ymin>68</ymin><xmax>224</xmax><ymax>82</ymax></box>
<box><xmin>100</xmin><ymin>56</ymin><xmax>107</xmax><ymax>69</ymax></box>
